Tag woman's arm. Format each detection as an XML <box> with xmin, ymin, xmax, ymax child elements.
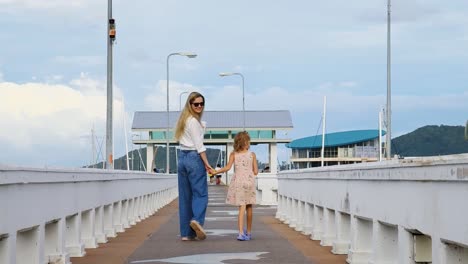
<box><xmin>251</xmin><ymin>152</ymin><xmax>258</xmax><ymax>175</ymax></box>
<box><xmin>185</xmin><ymin>118</ymin><xmax>215</xmax><ymax>174</ymax></box>
<box><xmin>215</xmin><ymin>152</ymin><xmax>235</xmax><ymax>174</ymax></box>
<box><xmin>199</xmin><ymin>151</ymin><xmax>215</xmax><ymax>174</ymax></box>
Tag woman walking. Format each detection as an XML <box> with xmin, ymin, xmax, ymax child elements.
<box><xmin>175</xmin><ymin>92</ymin><xmax>215</xmax><ymax>241</ymax></box>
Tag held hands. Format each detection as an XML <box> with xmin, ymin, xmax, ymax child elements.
<box><xmin>206</xmin><ymin>167</ymin><xmax>216</xmax><ymax>175</ymax></box>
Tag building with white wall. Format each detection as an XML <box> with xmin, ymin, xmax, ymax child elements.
<box><xmin>288</xmin><ymin>129</ymin><xmax>385</xmax><ymax>168</ymax></box>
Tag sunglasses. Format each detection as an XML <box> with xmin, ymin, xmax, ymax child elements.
<box><xmin>192</xmin><ymin>102</ymin><xmax>205</xmax><ymax>107</ymax></box>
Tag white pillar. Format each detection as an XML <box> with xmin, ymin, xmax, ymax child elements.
<box><xmin>275</xmin><ymin>195</ymin><xmax>283</xmax><ymax>219</ymax></box>
<box><xmin>269</xmin><ymin>142</ymin><xmax>278</xmax><ymax>174</ymax></box>
<box><xmin>320</xmin><ymin>208</ymin><xmax>336</xmax><ymax>246</ymax></box>
<box><xmin>81</xmin><ymin>209</ymin><xmax>98</xmax><ymax>248</ymax></box>
<box><xmin>432</xmin><ymin>235</ymin><xmax>443</xmax><ymax>264</ymax></box>
<box><xmin>121</xmin><ymin>199</ymin><xmax>130</xmax><ymax>229</ymax></box>
<box><xmin>134</xmin><ymin>197</ymin><xmax>142</xmax><ymax>223</ymax></box>
<box><xmin>398</xmin><ymin>226</ymin><xmax>416</xmax><ymax>264</ymax></box>
<box><xmin>442</xmin><ymin>240</ymin><xmax>468</xmax><ymax>264</ymax></box>
<box><xmin>94</xmin><ymin>206</ymin><xmax>107</xmax><ymax>243</ymax></box>
<box><xmin>128</xmin><ymin>198</ymin><xmax>137</xmax><ymax>226</ymax></box>
<box><xmin>103</xmin><ymin>204</ymin><xmax>117</xmax><ymax>238</ymax></box>
<box><xmin>347</xmin><ymin>216</ymin><xmax>373</xmax><ymax>264</ymax></box>
<box><xmin>44</xmin><ymin>219</ymin><xmax>70</xmax><ymax>264</ymax></box>
<box><xmin>154</xmin><ymin>192</ymin><xmax>161</xmax><ymax>211</ymax></box>
<box><xmin>282</xmin><ymin>197</ymin><xmax>290</xmax><ymax>224</ymax></box>
<box><xmin>279</xmin><ymin>195</ymin><xmax>288</xmax><ymax>222</ymax></box>
<box><xmin>146</xmin><ymin>144</ymin><xmax>154</xmax><ymax>173</ymax></box>
<box><xmin>332</xmin><ymin>212</ymin><xmax>351</xmax><ymax>254</ymax></box>
<box><xmin>16</xmin><ymin>226</ymin><xmax>40</xmax><ymax>264</ymax></box>
<box><xmin>65</xmin><ymin>213</ymin><xmax>85</xmax><ymax>257</ymax></box>
<box><xmin>141</xmin><ymin>195</ymin><xmax>149</xmax><ymax>219</ymax></box>
<box><xmin>37</xmin><ymin>224</ymin><xmax>46</xmax><ymax>264</ymax></box>
<box><xmin>2</xmin><ymin>233</ymin><xmax>16</xmax><ymax>264</ymax></box>
<box><xmin>302</xmin><ymin>202</ymin><xmax>313</xmax><ymax>236</ymax></box>
<box><xmin>311</xmin><ymin>206</ymin><xmax>324</xmax><ymax>241</ymax></box>
<box><xmin>113</xmin><ymin>201</ymin><xmax>125</xmax><ymax>233</ymax></box>
<box><xmin>370</xmin><ymin>221</ymin><xmax>398</xmax><ymax>264</ymax></box>
<box><xmin>0</xmin><ymin>233</ymin><xmax>10</xmax><ymax>264</ymax></box>
<box><xmin>295</xmin><ymin>200</ymin><xmax>304</xmax><ymax>232</ymax></box>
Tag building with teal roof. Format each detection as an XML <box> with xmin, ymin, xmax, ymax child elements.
<box><xmin>287</xmin><ymin>129</ymin><xmax>386</xmax><ymax>168</ymax></box>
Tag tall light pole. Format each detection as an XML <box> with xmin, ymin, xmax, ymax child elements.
<box><xmin>106</xmin><ymin>0</ymin><xmax>116</xmax><ymax>169</ymax></box>
<box><xmin>386</xmin><ymin>0</ymin><xmax>392</xmax><ymax>159</ymax></box>
<box><xmin>219</xmin><ymin>72</ymin><xmax>245</xmax><ymax>131</ymax></box>
<box><xmin>179</xmin><ymin>91</ymin><xmax>189</xmax><ymax>111</ymax></box>
<box><xmin>166</xmin><ymin>52</ymin><xmax>197</xmax><ymax>174</ymax></box>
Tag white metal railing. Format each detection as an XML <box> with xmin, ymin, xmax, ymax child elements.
<box><xmin>276</xmin><ymin>154</ymin><xmax>468</xmax><ymax>264</ymax></box>
<box><xmin>0</xmin><ymin>166</ymin><xmax>178</xmax><ymax>264</ymax></box>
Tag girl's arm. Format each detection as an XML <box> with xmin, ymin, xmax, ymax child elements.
<box><xmin>252</xmin><ymin>152</ymin><xmax>258</xmax><ymax>175</ymax></box>
<box><xmin>215</xmin><ymin>152</ymin><xmax>235</xmax><ymax>174</ymax></box>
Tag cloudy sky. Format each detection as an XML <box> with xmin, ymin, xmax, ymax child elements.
<box><xmin>1</xmin><ymin>0</ymin><xmax>467</xmax><ymax>167</ymax></box>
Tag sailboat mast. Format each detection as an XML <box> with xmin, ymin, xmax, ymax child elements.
<box><xmin>123</xmin><ymin>99</ymin><xmax>130</xmax><ymax>170</ymax></box>
<box><xmin>379</xmin><ymin>109</ymin><xmax>383</xmax><ymax>162</ymax></box>
<box><xmin>321</xmin><ymin>96</ymin><xmax>326</xmax><ymax>167</ymax></box>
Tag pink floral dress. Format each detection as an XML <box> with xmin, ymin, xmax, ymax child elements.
<box><xmin>226</xmin><ymin>151</ymin><xmax>256</xmax><ymax>206</ymax></box>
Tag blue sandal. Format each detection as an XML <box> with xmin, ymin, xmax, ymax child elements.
<box><xmin>237</xmin><ymin>233</ymin><xmax>247</xmax><ymax>241</ymax></box>
<box><xmin>243</xmin><ymin>229</ymin><xmax>252</xmax><ymax>240</ymax></box>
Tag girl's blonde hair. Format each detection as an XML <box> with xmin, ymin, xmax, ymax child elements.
<box><xmin>233</xmin><ymin>131</ymin><xmax>250</xmax><ymax>152</ymax></box>
<box><xmin>175</xmin><ymin>92</ymin><xmax>205</xmax><ymax>141</ymax></box>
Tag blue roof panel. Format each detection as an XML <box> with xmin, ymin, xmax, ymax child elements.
<box><xmin>287</xmin><ymin>129</ymin><xmax>386</xmax><ymax>149</ymax></box>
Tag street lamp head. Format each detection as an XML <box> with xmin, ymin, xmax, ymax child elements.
<box><xmin>178</xmin><ymin>52</ymin><xmax>197</xmax><ymax>58</ymax></box>
<box><xmin>219</xmin><ymin>72</ymin><xmax>234</xmax><ymax>77</ymax></box>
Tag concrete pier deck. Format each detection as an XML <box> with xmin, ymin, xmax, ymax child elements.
<box><xmin>72</xmin><ymin>185</ymin><xmax>346</xmax><ymax>264</ymax></box>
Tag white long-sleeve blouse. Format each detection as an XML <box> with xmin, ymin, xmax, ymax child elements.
<box><xmin>178</xmin><ymin>116</ymin><xmax>206</xmax><ymax>153</ymax></box>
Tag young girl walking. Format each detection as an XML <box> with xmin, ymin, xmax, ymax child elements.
<box><xmin>215</xmin><ymin>131</ymin><xmax>258</xmax><ymax>241</ymax></box>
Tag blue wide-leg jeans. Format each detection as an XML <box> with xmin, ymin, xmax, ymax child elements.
<box><xmin>177</xmin><ymin>150</ymin><xmax>208</xmax><ymax>237</ymax></box>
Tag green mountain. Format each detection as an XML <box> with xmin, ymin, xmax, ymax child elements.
<box><xmin>392</xmin><ymin>125</ymin><xmax>468</xmax><ymax>157</ymax></box>
<box><xmin>88</xmin><ymin>125</ymin><xmax>468</xmax><ymax>170</ymax></box>
<box><xmin>88</xmin><ymin>147</ymin><xmax>223</xmax><ymax>172</ymax></box>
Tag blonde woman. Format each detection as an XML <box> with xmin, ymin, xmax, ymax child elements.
<box><xmin>175</xmin><ymin>92</ymin><xmax>215</xmax><ymax>241</ymax></box>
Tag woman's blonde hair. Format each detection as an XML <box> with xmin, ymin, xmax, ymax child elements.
<box><xmin>174</xmin><ymin>92</ymin><xmax>205</xmax><ymax>141</ymax></box>
<box><xmin>233</xmin><ymin>131</ymin><xmax>250</xmax><ymax>152</ymax></box>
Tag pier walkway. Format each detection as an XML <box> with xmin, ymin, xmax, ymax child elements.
<box><xmin>71</xmin><ymin>185</ymin><xmax>346</xmax><ymax>264</ymax></box>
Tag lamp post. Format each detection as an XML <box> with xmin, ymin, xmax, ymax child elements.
<box><xmin>166</xmin><ymin>52</ymin><xmax>197</xmax><ymax>174</ymax></box>
<box><xmin>179</xmin><ymin>91</ymin><xmax>189</xmax><ymax>111</ymax></box>
<box><xmin>219</xmin><ymin>72</ymin><xmax>245</xmax><ymax>131</ymax></box>
<box><xmin>386</xmin><ymin>0</ymin><xmax>392</xmax><ymax>159</ymax></box>
<box><xmin>105</xmin><ymin>0</ymin><xmax>116</xmax><ymax>169</ymax></box>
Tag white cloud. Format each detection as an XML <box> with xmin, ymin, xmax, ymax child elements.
<box><xmin>144</xmin><ymin>80</ymin><xmax>468</xmax><ymax>119</ymax></box>
<box><xmin>0</xmin><ymin>0</ymin><xmax>88</xmax><ymax>10</ymax></box>
<box><xmin>144</xmin><ymin>80</ymin><xmax>200</xmax><ymax>111</ymax></box>
<box><xmin>52</xmin><ymin>56</ymin><xmax>105</xmax><ymax>67</ymax></box>
<box><xmin>327</xmin><ymin>25</ymin><xmax>386</xmax><ymax>49</ymax></box>
<box><xmin>394</xmin><ymin>92</ymin><xmax>468</xmax><ymax>111</ymax></box>
<box><xmin>0</xmin><ymin>0</ymin><xmax>104</xmax><ymax>23</ymax></box>
<box><xmin>0</xmin><ymin>74</ymin><xmax>129</xmax><ymax>167</ymax></box>
<box><xmin>338</xmin><ymin>82</ymin><xmax>357</xmax><ymax>88</ymax></box>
